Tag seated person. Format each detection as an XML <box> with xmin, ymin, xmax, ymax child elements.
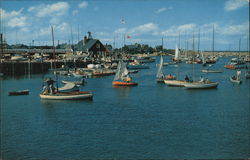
<box><xmin>185</xmin><ymin>75</ymin><xmax>190</xmax><ymax>82</ymax></box>
<box><xmin>167</xmin><ymin>74</ymin><xmax>173</xmax><ymax>79</ymax></box>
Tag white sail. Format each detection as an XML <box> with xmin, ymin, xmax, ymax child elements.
<box><xmin>113</xmin><ymin>61</ymin><xmax>122</xmax><ymax>81</ymax></box>
<box><xmin>121</xmin><ymin>61</ymin><xmax>129</xmax><ymax>77</ymax></box>
<box><xmin>156</xmin><ymin>56</ymin><xmax>164</xmax><ymax>78</ymax></box>
<box><xmin>114</xmin><ymin>61</ymin><xmax>129</xmax><ymax>81</ymax></box>
<box><xmin>174</xmin><ymin>44</ymin><xmax>179</xmax><ymax>59</ymax></box>
<box><xmin>201</xmin><ymin>51</ymin><xmax>205</xmax><ymax>64</ymax></box>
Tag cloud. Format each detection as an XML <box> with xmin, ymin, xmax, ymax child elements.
<box><xmin>218</xmin><ymin>22</ymin><xmax>249</xmax><ymax>35</ymax></box>
<box><xmin>161</xmin><ymin>23</ymin><xmax>196</xmax><ymax>36</ymax></box>
<box><xmin>28</xmin><ymin>2</ymin><xmax>69</xmax><ymax>17</ymax></box>
<box><xmin>155</xmin><ymin>7</ymin><xmax>172</xmax><ymax>13</ymax></box>
<box><xmin>7</xmin><ymin>16</ymin><xmax>28</xmax><ymax>28</ymax></box>
<box><xmin>0</xmin><ymin>8</ymin><xmax>24</xmax><ymax>19</ymax></box>
<box><xmin>156</xmin><ymin>8</ymin><xmax>166</xmax><ymax>13</ymax></box>
<box><xmin>79</xmin><ymin>1</ymin><xmax>88</xmax><ymax>8</ymax></box>
<box><xmin>128</xmin><ymin>23</ymin><xmax>159</xmax><ymax>36</ymax></box>
<box><xmin>224</xmin><ymin>0</ymin><xmax>248</xmax><ymax>11</ymax></box>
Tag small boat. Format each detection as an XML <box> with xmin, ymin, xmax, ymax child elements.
<box><xmin>9</xmin><ymin>90</ymin><xmax>29</xmax><ymax>96</ymax></box>
<box><xmin>112</xmin><ymin>61</ymin><xmax>138</xmax><ymax>86</ymax></box>
<box><xmin>184</xmin><ymin>81</ymin><xmax>219</xmax><ymax>89</ymax></box>
<box><xmin>164</xmin><ymin>80</ymin><xmax>188</xmax><ymax>87</ymax></box>
<box><xmin>58</xmin><ymin>83</ymin><xmax>79</xmax><ymax>92</ymax></box>
<box><xmin>62</xmin><ymin>79</ymin><xmax>85</xmax><ymax>85</ymax></box>
<box><xmin>127</xmin><ymin>60</ymin><xmax>149</xmax><ymax>69</ymax></box>
<box><xmin>39</xmin><ymin>91</ymin><xmax>93</xmax><ymax>100</ymax></box>
<box><xmin>230</xmin><ymin>76</ymin><xmax>242</xmax><ymax>84</ymax></box>
<box><xmin>202</xmin><ymin>69</ymin><xmax>223</xmax><ymax>73</ymax></box>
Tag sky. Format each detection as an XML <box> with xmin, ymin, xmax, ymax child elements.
<box><xmin>0</xmin><ymin>0</ymin><xmax>249</xmax><ymax>51</ymax></box>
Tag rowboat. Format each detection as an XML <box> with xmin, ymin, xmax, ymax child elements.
<box><xmin>230</xmin><ymin>76</ymin><xmax>242</xmax><ymax>84</ymax></box>
<box><xmin>39</xmin><ymin>91</ymin><xmax>93</xmax><ymax>100</ymax></box>
<box><xmin>184</xmin><ymin>81</ymin><xmax>219</xmax><ymax>89</ymax></box>
<box><xmin>9</xmin><ymin>90</ymin><xmax>29</xmax><ymax>96</ymax></box>
<box><xmin>202</xmin><ymin>69</ymin><xmax>223</xmax><ymax>73</ymax></box>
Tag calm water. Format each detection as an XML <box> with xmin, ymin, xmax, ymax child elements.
<box><xmin>1</xmin><ymin>56</ymin><xmax>249</xmax><ymax>159</ymax></box>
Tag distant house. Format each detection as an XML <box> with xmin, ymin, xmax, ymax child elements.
<box><xmin>77</xmin><ymin>32</ymin><xmax>109</xmax><ymax>60</ymax></box>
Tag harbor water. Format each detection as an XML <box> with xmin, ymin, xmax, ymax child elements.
<box><xmin>0</xmin><ymin>56</ymin><xmax>249</xmax><ymax>159</ymax></box>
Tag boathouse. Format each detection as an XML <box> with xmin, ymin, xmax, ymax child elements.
<box><xmin>80</xmin><ymin>32</ymin><xmax>109</xmax><ymax>60</ymax></box>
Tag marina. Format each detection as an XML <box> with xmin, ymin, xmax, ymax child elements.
<box><xmin>0</xmin><ymin>0</ymin><xmax>249</xmax><ymax>159</ymax></box>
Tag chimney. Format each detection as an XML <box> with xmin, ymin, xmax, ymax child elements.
<box><xmin>87</xmin><ymin>31</ymin><xmax>92</xmax><ymax>39</ymax></box>
<box><xmin>84</xmin><ymin>36</ymin><xmax>87</xmax><ymax>45</ymax></box>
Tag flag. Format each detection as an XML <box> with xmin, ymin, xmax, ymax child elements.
<box><xmin>127</xmin><ymin>35</ymin><xmax>131</xmax><ymax>39</ymax></box>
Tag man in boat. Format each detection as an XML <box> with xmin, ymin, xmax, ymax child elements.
<box><xmin>205</xmin><ymin>78</ymin><xmax>209</xmax><ymax>83</ymax></box>
<box><xmin>123</xmin><ymin>75</ymin><xmax>132</xmax><ymax>82</ymax></box>
<box><xmin>45</xmin><ymin>77</ymin><xmax>56</xmax><ymax>94</ymax></box>
<box><xmin>185</xmin><ymin>75</ymin><xmax>190</xmax><ymax>82</ymax></box>
<box><xmin>199</xmin><ymin>76</ymin><xmax>204</xmax><ymax>83</ymax></box>
<box><xmin>167</xmin><ymin>74</ymin><xmax>173</xmax><ymax>80</ymax></box>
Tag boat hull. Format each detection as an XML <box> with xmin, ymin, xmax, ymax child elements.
<box><xmin>184</xmin><ymin>82</ymin><xmax>219</xmax><ymax>89</ymax></box>
<box><xmin>112</xmin><ymin>81</ymin><xmax>138</xmax><ymax>86</ymax></box>
<box><xmin>9</xmin><ymin>90</ymin><xmax>29</xmax><ymax>96</ymax></box>
<box><xmin>164</xmin><ymin>80</ymin><xmax>188</xmax><ymax>87</ymax></box>
<box><xmin>39</xmin><ymin>91</ymin><xmax>93</xmax><ymax>100</ymax></box>
<box><xmin>230</xmin><ymin>77</ymin><xmax>242</xmax><ymax>84</ymax></box>
<box><xmin>202</xmin><ymin>69</ymin><xmax>223</xmax><ymax>73</ymax></box>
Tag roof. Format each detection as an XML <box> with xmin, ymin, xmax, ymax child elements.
<box><xmin>82</xmin><ymin>39</ymin><xmax>98</xmax><ymax>52</ymax></box>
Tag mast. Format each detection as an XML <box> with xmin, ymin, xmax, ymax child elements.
<box><xmin>192</xmin><ymin>31</ymin><xmax>195</xmax><ymax>81</ymax></box>
<box><xmin>212</xmin><ymin>25</ymin><xmax>215</xmax><ymax>57</ymax></box>
<box><xmin>198</xmin><ymin>28</ymin><xmax>200</xmax><ymax>53</ymax></box>
<box><xmin>51</xmin><ymin>26</ymin><xmax>58</xmax><ymax>90</ymax></box>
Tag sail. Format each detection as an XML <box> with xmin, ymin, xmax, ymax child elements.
<box><xmin>121</xmin><ymin>61</ymin><xmax>129</xmax><ymax>77</ymax></box>
<box><xmin>174</xmin><ymin>44</ymin><xmax>179</xmax><ymax>59</ymax></box>
<box><xmin>113</xmin><ymin>61</ymin><xmax>122</xmax><ymax>81</ymax></box>
<box><xmin>156</xmin><ymin>56</ymin><xmax>164</xmax><ymax>78</ymax></box>
<box><xmin>201</xmin><ymin>51</ymin><xmax>205</xmax><ymax>64</ymax></box>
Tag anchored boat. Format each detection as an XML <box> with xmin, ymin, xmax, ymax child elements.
<box><xmin>9</xmin><ymin>90</ymin><xmax>29</xmax><ymax>96</ymax></box>
<box><xmin>184</xmin><ymin>81</ymin><xmax>219</xmax><ymax>89</ymax></box>
<box><xmin>112</xmin><ymin>61</ymin><xmax>138</xmax><ymax>86</ymax></box>
<box><xmin>39</xmin><ymin>91</ymin><xmax>93</xmax><ymax>100</ymax></box>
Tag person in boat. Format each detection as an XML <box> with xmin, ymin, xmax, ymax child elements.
<box><xmin>205</xmin><ymin>78</ymin><xmax>209</xmax><ymax>83</ymax></box>
<box><xmin>236</xmin><ymin>70</ymin><xmax>241</xmax><ymax>80</ymax></box>
<box><xmin>185</xmin><ymin>75</ymin><xmax>190</xmax><ymax>82</ymax></box>
<box><xmin>123</xmin><ymin>75</ymin><xmax>132</xmax><ymax>82</ymax></box>
<box><xmin>45</xmin><ymin>77</ymin><xmax>56</xmax><ymax>94</ymax></box>
<box><xmin>199</xmin><ymin>76</ymin><xmax>204</xmax><ymax>83</ymax></box>
<box><xmin>167</xmin><ymin>74</ymin><xmax>173</xmax><ymax>80</ymax></box>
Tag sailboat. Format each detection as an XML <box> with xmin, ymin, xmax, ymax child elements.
<box><xmin>156</xmin><ymin>56</ymin><xmax>165</xmax><ymax>83</ymax></box>
<box><xmin>112</xmin><ymin>61</ymin><xmax>138</xmax><ymax>86</ymax></box>
<box><xmin>156</xmin><ymin>56</ymin><xmax>175</xmax><ymax>83</ymax></box>
<box><xmin>170</xmin><ymin>45</ymin><xmax>181</xmax><ymax>64</ymax></box>
<box><xmin>184</xmin><ymin>32</ymin><xmax>219</xmax><ymax>89</ymax></box>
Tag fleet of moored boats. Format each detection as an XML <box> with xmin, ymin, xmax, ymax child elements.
<box><xmin>6</xmin><ymin>53</ymin><xmax>250</xmax><ymax>100</ymax></box>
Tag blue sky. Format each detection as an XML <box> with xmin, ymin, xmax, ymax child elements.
<box><xmin>0</xmin><ymin>0</ymin><xmax>249</xmax><ymax>51</ymax></box>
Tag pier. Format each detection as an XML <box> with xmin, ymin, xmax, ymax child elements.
<box><xmin>0</xmin><ymin>60</ymin><xmax>91</xmax><ymax>76</ymax></box>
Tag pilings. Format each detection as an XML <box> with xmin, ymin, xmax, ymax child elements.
<box><xmin>0</xmin><ymin>60</ymin><xmax>90</xmax><ymax>76</ymax></box>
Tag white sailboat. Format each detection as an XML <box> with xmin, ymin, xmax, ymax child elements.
<box><xmin>112</xmin><ymin>61</ymin><xmax>138</xmax><ymax>86</ymax></box>
<box><xmin>184</xmin><ymin>32</ymin><xmax>219</xmax><ymax>89</ymax></box>
<box><xmin>156</xmin><ymin>56</ymin><xmax>165</xmax><ymax>83</ymax></box>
